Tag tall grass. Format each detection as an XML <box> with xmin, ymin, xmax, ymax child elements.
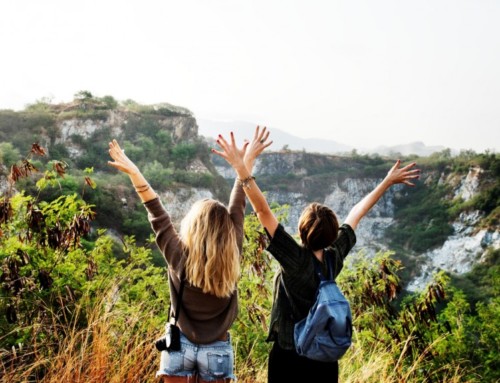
<box><xmin>0</xmin><ymin>286</ymin><xmax>160</xmax><ymax>383</ymax></box>
<box><xmin>339</xmin><ymin>336</ymin><xmax>475</xmax><ymax>383</ymax></box>
<box><xmin>0</xmin><ymin>264</ymin><xmax>484</xmax><ymax>383</ymax></box>
<box><xmin>0</xmin><ymin>293</ymin><xmax>480</xmax><ymax>383</ymax></box>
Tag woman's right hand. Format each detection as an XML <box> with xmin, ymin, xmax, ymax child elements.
<box><xmin>107</xmin><ymin>139</ymin><xmax>140</xmax><ymax>175</ymax></box>
<box><xmin>244</xmin><ymin>126</ymin><xmax>273</xmax><ymax>171</ymax></box>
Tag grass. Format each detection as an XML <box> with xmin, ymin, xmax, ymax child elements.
<box><xmin>1</xmin><ymin>315</ymin><xmax>473</xmax><ymax>383</ymax></box>
<box><xmin>0</xmin><ymin>284</ymin><xmax>483</xmax><ymax>383</ymax></box>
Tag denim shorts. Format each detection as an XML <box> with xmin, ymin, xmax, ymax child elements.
<box><xmin>156</xmin><ymin>331</ymin><xmax>235</xmax><ymax>381</ymax></box>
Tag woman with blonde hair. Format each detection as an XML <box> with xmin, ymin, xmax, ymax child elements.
<box><xmin>107</xmin><ymin>127</ymin><xmax>271</xmax><ymax>383</ymax></box>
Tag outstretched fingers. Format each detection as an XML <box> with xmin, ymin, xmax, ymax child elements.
<box><xmin>212</xmin><ymin>132</ymin><xmax>245</xmax><ymax>162</ymax></box>
<box><xmin>402</xmin><ymin>161</ymin><xmax>418</xmax><ymax>171</ymax></box>
<box><xmin>401</xmin><ymin>163</ymin><xmax>421</xmax><ymax>186</ymax></box>
<box><xmin>388</xmin><ymin>160</ymin><xmax>421</xmax><ymax>187</ymax></box>
<box><xmin>211</xmin><ymin>138</ymin><xmax>226</xmax><ymax>159</ymax></box>
<box><xmin>107</xmin><ymin>139</ymin><xmax>140</xmax><ymax>175</ymax></box>
<box><xmin>108</xmin><ymin>139</ymin><xmax>126</xmax><ymax>159</ymax></box>
<box><xmin>252</xmin><ymin>126</ymin><xmax>273</xmax><ymax>152</ymax></box>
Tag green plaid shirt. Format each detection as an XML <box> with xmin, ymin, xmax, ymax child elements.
<box><xmin>265</xmin><ymin>223</ymin><xmax>356</xmax><ymax>350</ymax></box>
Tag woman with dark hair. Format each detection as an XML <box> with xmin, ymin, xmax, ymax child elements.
<box><xmin>107</xmin><ymin>127</ymin><xmax>271</xmax><ymax>383</ymax></box>
<box><xmin>213</xmin><ymin>126</ymin><xmax>420</xmax><ymax>382</ymax></box>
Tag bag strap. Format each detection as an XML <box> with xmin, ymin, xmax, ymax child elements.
<box><xmin>280</xmin><ymin>273</ymin><xmax>300</xmax><ymax>320</ymax></box>
<box><xmin>168</xmin><ymin>269</ymin><xmax>186</xmax><ymax>325</ymax></box>
<box><xmin>314</xmin><ymin>253</ymin><xmax>334</xmax><ymax>281</ymax></box>
<box><xmin>281</xmin><ymin>253</ymin><xmax>334</xmax><ymax>320</ymax></box>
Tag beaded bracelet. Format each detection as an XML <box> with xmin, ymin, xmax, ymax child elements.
<box><xmin>237</xmin><ymin>175</ymin><xmax>256</xmax><ymax>189</ymax></box>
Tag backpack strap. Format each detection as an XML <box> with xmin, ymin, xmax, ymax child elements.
<box><xmin>281</xmin><ymin>252</ymin><xmax>334</xmax><ymax>321</ymax></box>
<box><xmin>313</xmin><ymin>253</ymin><xmax>335</xmax><ymax>282</ymax></box>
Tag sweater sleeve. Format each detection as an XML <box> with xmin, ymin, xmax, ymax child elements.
<box><xmin>143</xmin><ymin>197</ymin><xmax>184</xmax><ymax>270</ymax></box>
<box><xmin>227</xmin><ymin>179</ymin><xmax>246</xmax><ymax>252</ymax></box>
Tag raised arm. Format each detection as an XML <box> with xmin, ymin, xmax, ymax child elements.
<box><xmin>212</xmin><ymin>126</ymin><xmax>279</xmax><ymax>237</ymax></box>
<box><xmin>344</xmin><ymin>159</ymin><xmax>420</xmax><ymax>230</ymax></box>
<box><xmin>107</xmin><ymin>139</ymin><xmax>157</xmax><ymax>203</ymax></box>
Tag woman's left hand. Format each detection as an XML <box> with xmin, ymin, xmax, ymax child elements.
<box><xmin>212</xmin><ymin>125</ymin><xmax>272</xmax><ymax>171</ymax></box>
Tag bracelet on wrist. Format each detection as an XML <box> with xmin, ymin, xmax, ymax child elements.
<box><xmin>135</xmin><ymin>184</ymin><xmax>150</xmax><ymax>193</ymax></box>
<box><xmin>237</xmin><ymin>175</ymin><xmax>256</xmax><ymax>189</ymax></box>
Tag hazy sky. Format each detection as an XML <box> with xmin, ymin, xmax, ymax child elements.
<box><xmin>1</xmin><ymin>0</ymin><xmax>499</xmax><ymax>152</ymax></box>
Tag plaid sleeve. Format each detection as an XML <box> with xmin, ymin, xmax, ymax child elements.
<box><xmin>334</xmin><ymin>223</ymin><xmax>357</xmax><ymax>259</ymax></box>
<box><xmin>327</xmin><ymin>224</ymin><xmax>356</xmax><ymax>278</ymax></box>
<box><xmin>266</xmin><ymin>224</ymin><xmax>307</xmax><ymax>273</ymax></box>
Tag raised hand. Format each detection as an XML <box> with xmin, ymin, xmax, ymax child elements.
<box><xmin>385</xmin><ymin>159</ymin><xmax>421</xmax><ymax>187</ymax></box>
<box><xmin>107</xmin><ymin>139</ymin><xmax>139</xmax><ymax>175</ymax></box>
<box><xmin>344</xmin><ymin>159</ymin><xmax>421</xmax><ymax>230</ymax></box>
<box><xmin>212</xmin><ymin>125</ymin><xmax>272</xmax><ymax>172</ymax></box>
<box><xmin>243</xmin><ymin>126</ymin><xmax>273</xmax><ymax>170</ymax></box>
<box><xmin>212</xmin><ymin>131</ymin><xmax>246</xmax><ymax>169</ymax></box>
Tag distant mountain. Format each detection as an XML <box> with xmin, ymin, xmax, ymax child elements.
<box><xmin>197</xmin><ymin>119</ymin><xmax>353</xmax><ymax>154</ymax></box>
<box><xmin>368</xmin><ymin>141</ymin><xmax>446</xmax><ymax>157</ymax></box>
<box><xmin>197</xmin><ymin>119</ymin><xmax>446</xmax><ymax>157</ymax></box>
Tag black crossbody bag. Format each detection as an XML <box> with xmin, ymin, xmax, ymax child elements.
<box><xmin>155</xmin><ymin>270</ymin><xmax>185</xmax><ymax>352</ymax></box>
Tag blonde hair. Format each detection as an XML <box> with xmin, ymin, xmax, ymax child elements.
<box><xmin>180</xmin><ymin>199</ymin><xmax>240</xmax><ymax>298</ymax></box>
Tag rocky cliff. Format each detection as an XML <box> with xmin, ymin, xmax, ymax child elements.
<box><xmin>1</xmin><ymin>102</ymin><xmax>498</xmax><ymax>292</ymax></box>
<box><xmin>215</xmin><ymin>153</ymin><xmax>499</xmax><ymax>291</ymax></box>
<box><xmin>54</xmin><ymin>109</ymin><xmax>199</xmax><ymax>158</ymax></box>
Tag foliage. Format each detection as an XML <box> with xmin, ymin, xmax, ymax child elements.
<box><xmin>0</xmin><ymin>174</ymin><xmax>497</xmax><ymax>382</ymax></box>
<box><xmin>0</xmin><ymin>96</ymin><xmax>498</xmax><ymax>382</ymax></box>
<box><xmin>0</xmin><ymin>143</ymin><xmax>169</xmax><ymax>382</ymax></box>
<box><xmin>0</xmin><ymin>142</ymin><xmax>21</xmax><ymax>166</ymax></box>
<box><xmin>449</xmin><ymin>248</ymin><xmax>499</xmax><ymax>307</ymax></box>
<box><xmin>73</xmin><ymin>126</ymin><xmax>114</xmax><ymax>171</ymax></box>
<box><xmin>386</xmin><ymin>181</ymin><xmax>454</xmax><ymax>255</ymax></box>
<box><xmin>338</xmin><ymin>252</ymin><xmax>498</xmax><ymax>382</ymax></box>
<box><xmin>0</xmin><ymin>110</ymin><xmax>55</xmax><ymax>151</ymax></box>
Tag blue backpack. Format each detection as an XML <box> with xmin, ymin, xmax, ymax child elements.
<box><xmin>282</xmin><ymin>254</ymin><xmax>353</xmax><ymax>362</ymax></box>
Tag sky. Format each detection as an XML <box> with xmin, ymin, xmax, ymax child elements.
<box><xmin>0</xmin><ymin>0</ymin><xmax>499</xmax><ymax>153</ymax></box>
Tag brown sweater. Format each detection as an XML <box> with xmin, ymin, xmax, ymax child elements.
<box><xmin>143</xmin><ymin>180</ymin><xmax>246</xmax><ymax>344</ymax></box>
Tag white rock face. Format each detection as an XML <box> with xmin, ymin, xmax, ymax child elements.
<box><xmin>215</xmin><ymin>157</ymin><xmax>498</xmax><ymax>292</ymax></box>
<box><xmin>406</xmin><ymin>166</ymin><xmax>499</xmax><ymax>291</ymax></box>
<box><xmin>407</xmin><ymin>212</ymin><xmax>500</xmax><ymax>291</ymax></box>
<box><xmin>158</xmin><ymin>188</ymin><xmax>214</xmax><ymax>227</ymax></box>
<box><xmin>214</xmin><ymin>165</ymin><xmax>236</xmax><ymax>179</ymax></box>
<box><xmin>55</xmin><ymin>114</ymin><xmax>124</xmax><ymax>158</ymax></box>
<box><xmin>324</xmin><ymin>178</ymin><xmax>400</xmax><ymax>251</ymax></box>
<box><xmin>59</xmin><ymin>119</ymin><xmax>101</xmax><ymax>142</ymax></box>
<box><xmin>51</xmin><ymin>110</ymin><xmax>197</xmax><ymax>159</ymax></box>
<box><xmin>453</xmin><ymin>166</ymin><xmax>483</xmax><ymax>201</ymax></box>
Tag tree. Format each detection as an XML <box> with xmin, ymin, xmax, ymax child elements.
<box><xmin>0</xmin><ymin>142</ymin><xmax>21</xmax><ymax>166</ymax></box>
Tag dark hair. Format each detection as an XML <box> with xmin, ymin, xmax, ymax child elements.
<box><xmin>298</xmin><ymin>203</ymin><xmax>339</xmax><ymax>251</ymax></box>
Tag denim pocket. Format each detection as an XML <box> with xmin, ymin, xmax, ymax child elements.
<box><xmin>162</xmin><ymin>349</ymin><xmax>186</xmax><ymax>374</ymax></box>
<box><xmin>206</xmin><ymin>352</ymin><xmax>231</xmax><ymax>378</ymax></box>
